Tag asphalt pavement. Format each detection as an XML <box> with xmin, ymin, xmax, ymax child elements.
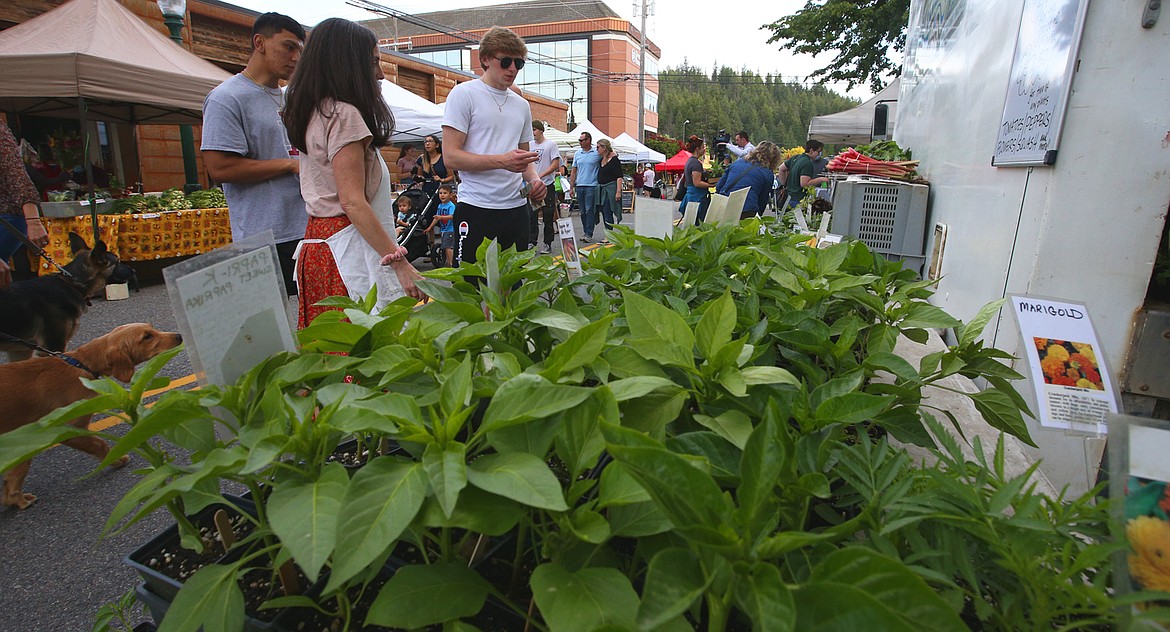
<box><xmin>0</xmin><ymin>205</ymin><xmax>617</xmax><ymax>631</ymax></box>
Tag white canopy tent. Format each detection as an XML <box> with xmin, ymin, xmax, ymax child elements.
<box><xmin>568</xmin><ymin>120</ymin><xmax>612</xmax><ymax>145</ymax></box>
<box><xmin>379</xmin><ymin>80</ymin><xmax>445</xmax><ymax>143</ymax></box>
<box><xmin>807</xmin><ymin>78</ymin><xmax>900</xmax><ymax>146</ymax></box>
<box><xmin>612</xmin><ymin>132</ymin><xmax>665</xmax><ymax>164</ymax></box>
<box><xmin>542</xmin><ymin>125</ymin><xmax>579</xmax><ymax>153</ymax></box>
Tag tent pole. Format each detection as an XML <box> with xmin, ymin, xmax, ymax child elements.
<box><xmin>78</xmin><ymin>97</ymin><xmax>98</xmax><ymax>239</ymax></box>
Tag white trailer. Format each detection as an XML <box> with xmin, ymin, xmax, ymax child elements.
<box><xmin>896</xmin><ymin>0</ymin><xmax>1170</xmax><ymax>495</ymax></box>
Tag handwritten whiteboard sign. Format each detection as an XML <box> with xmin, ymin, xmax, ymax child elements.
<box><xmin>992</xmin><ymin>0</ymin><xmax>1089</xmax><ymax>167</ymax></box>
<box><xmin>164</xmin><ymin>232</ymin><xmax>296</xmax><ymax>386</ymax></box>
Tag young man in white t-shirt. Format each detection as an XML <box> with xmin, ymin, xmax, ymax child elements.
<box><xmin>441</xmin><ymin>27</ymin><xmax>545</xmax><ymax>266</ymax></box>
<box><xmin>530</xmin><ymin>120</ymin><xmax>561</xmax><ymax>254</ymax></box>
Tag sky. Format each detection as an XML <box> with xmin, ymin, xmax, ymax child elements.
<box><xmin>225</xmin><ymin>0</ymin><xmax>875</xmax><ymax>101</ymax></box>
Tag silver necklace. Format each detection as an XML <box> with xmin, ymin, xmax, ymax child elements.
<box><xmin>488</xmin><ymin>87</ymin><xmax>508</xmax><ymax>112</ymax></box>
<box><xmin>241</xmin><ymin>69</ymin><xmax>284</xmax><ymax>114</ymax></box>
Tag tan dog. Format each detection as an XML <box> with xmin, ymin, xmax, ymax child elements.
<box><xmin>1</xmin><ymin>323</ymin><xmax>182</xmax><ymax>509</ymax></box>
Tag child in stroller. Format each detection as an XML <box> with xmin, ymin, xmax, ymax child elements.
<box><xmin>395</xmin><ymin>183</ymin><xmax>445</xmax><ymax>267</ymax></box>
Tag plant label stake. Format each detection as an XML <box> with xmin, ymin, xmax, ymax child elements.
<box><xmin>213</xmin><ymin>509</ymin><xmax>236</xmax><ymax>554</ymax></box>
<box><xmin>278</xmin><ymin>561</ymin><xmax>301</xmax><ymax>596</ymax></box>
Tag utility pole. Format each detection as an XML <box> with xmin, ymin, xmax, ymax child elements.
<box><xmin>634</xmin><ymin>0</ymin><xmax>653</xmax><ymax>144</ymax></box>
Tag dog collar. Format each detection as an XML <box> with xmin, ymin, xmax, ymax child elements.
<box><xmin>59</xmin><ymin>354</ymin><xmax>100</xmax><ymax>380</ymax></box>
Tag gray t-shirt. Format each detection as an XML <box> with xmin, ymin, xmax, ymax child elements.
<box><xmin>201</xmin><ymin>74</ymin><xmax>306</xmax><ymax>244</ymax></box>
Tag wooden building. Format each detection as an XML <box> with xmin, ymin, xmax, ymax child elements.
<box><xmin>0</xmin><ymin>0</ymin><xmax>568</xmax><ymax>191</ymax></box>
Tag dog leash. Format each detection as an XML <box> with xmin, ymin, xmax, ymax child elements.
<box><xmin>0</xmin><ymin>216</ymin><xmax>82</xmax><ymax>283</ymax></box>
<box><xmin>0</xmin><ymin>331</ymin><xmax>100</xmax><ymax>379</ymax></box>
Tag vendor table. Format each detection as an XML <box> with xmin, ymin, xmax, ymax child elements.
<box><xmin>38</xmin><ymin>208</ymin><xmax>232</xmax><ymax>273</ymax></box>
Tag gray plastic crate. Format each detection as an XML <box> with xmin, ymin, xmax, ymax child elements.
<box><xmin>830</xmin><ymin>177</ymin><xmax>929</xmax><ymax>272</ymax></box>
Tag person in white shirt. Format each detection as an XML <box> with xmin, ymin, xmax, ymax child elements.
<box><xmin>441</xmin><ymin>26</ymin><xmax>545</xmax><ymax>266</ymax></box>
<box><xmin>529</xmin><ymin>120</ymin><xmax>561</xmax><ymax>254</ymax></box>
<box><xmin>722</xmin><ymin>131</ymin><xmax>755</xmax><ymax>160</ymax></box>
<box><xmin>642</xmin><ymin>164</ymin><xmax>656</xmax><ymax>196</ymax></box>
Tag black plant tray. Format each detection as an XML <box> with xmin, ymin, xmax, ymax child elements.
<box><xmin>135</xmin><ymin>581</ymin><xmax>277</xmax><ymax>631</ymax></box>
<box><xmin>124</xmin><ymin>495</ymin><xmax>256</xmax><ymax>602</ymax></box>
<box><xmin>327</xmin><ymin>437</ymin><xmax>407</xmax><ymax>474</ymax></box>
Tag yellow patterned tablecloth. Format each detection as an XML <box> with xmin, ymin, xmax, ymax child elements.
<box><xmin>39</xmin><ymin>208</ymin><xmax>233</xmax><ymax>273</ymax></box>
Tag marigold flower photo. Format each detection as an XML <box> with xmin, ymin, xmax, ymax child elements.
<box><xmin>1034</xmin><ymin>338</ymin><xmax>1104</xmax><ymax>389</ymax></box>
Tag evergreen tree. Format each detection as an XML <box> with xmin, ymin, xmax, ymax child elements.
<box><xmin>656</xmin><ymin>63</ymin><xmax>858</xmax><ymax>149</ymax></box>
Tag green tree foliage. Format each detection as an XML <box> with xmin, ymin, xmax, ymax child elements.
<box><xmin>657</xmin><ymin>62</ymin><xmax>858</xmax><ymax>149</ymax></box>
<box><xmin>763</xmin><ymin>0</ymin><xmax>910</xmax><ymax>92</ymax></box>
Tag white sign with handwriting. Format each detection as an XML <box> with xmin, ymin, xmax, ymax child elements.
<box><xmin>992</xmin><ymin>0</ymin><xmax>1089</xmax><ymax>166</ymax></box>
<box><xmin>167</xmin><ymin>241</ymin><xmax>295</xmax><ymax>386</ymax></box>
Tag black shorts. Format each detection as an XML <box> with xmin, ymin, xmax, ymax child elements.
<box><xmin>453</xmin><ymin>202</ymin><xmax>530</xmax><ymax>265</ymax></box>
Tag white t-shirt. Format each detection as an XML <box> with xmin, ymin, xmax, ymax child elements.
<box><xmin>643</xmin><ymin>168</ymin><xmax>655</xmax><ymax>188</ymax></box>
<box><xmin>532</xmin><ymin>138</ymin><xmax>560</xmax><ymax>185</ymax></box>
<box><xmin>442</xmin><ymin>79</ymin><xmax>534</xmax><ymax>209</ymax></box>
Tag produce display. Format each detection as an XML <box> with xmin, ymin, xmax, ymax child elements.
<box><xmin>828</xmin><ymin>140</ymin><xmax>921</xmax><ymax>180</ymax></box>
<box><xmin>108</xmin><ymin>187</ymin><xmax>225</xmax><ymax>214</ymax></box>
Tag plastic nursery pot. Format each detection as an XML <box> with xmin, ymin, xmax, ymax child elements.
<box><xmin>123</xmin><ymin>495</ymin><xmax>256</xmax><ymax>601</ymax></box>
<box><xmin>134</xmin><ymin>581</ymin><xmax>279</xmax><ymax>632</ymax></box>
<box><xmin>326</xmin><ymin>437</ymin><xmax>406</xmax><ymax>475</ymax></box>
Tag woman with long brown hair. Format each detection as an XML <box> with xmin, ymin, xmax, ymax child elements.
<box><xmin>415</xmin><ymin>134</ymin><xmax>453</xmax><ymax>197</ymax></box>
<box><xmin>678</xmin><ymin>135</ymin><xmax>716</xmax><ymax>223</ymax></box>
<box><xmin>283</xmin><ymin>18</ymin><xmax>424</xmax><ymax>328</ymax></box>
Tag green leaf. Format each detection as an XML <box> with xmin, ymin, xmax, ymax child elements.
<box><xmin>541</xmin><ymin>314</ymin><xmax>613</xmax><ymax>379</ymax></box>
<box><xmin>958</xmin><ymin>298</ymin><xmax>1007</xmax><ymax>347</ymax></box>
<box><xmin>597</xmin><ymin>462</ymin><xmax>652</xmax><ymax>507</ymax></box>
<box><xmin>807</xmin><ymin>547</ymin><xmax>966</xmax><ymax>631</ymax></box>
<box><xmin>969</xmin><ymin>389</ymin><xmax>1036</xmax><ymax>447</ymax></box>
<box><xmin>741</xmin><ymin>365</ymin><xmax>800</xmax><ymax>386</ymax></box>
<box><xmin>622</xmin><ymin>290</ymin><xmax>696</xmax><ymax>367</ymax></box>
<box><xmin>325</xmin><ymin>459</ymin><xmax>428</xmax><ymax>593</ymax></box>
<box><xmin>733</xmin><ymin>562</ymin><xmax>796</xmax><ymax>632</ymax></box>
<box><xmin>366</xmin><ymin>562</ymin><xmax>492</xmax><ymax>629</ymax></box>
<box><xmin>864</xmin><ymin>351</ymin><xmax>921</xmax><ymax>383</ymax></box>
<box><xmin>737</xmin><ymin>413</ymin><xmax>787</xmax><ymax>534</ymax></box>
<box><xmin>899</xmin><ymin>303</ymin><xmax>961</xmax><ymax>330</ymax></box>
<box><xmin>608</xmin><ymin>500</ymin><xmax>674</xmax><ymax>537</ymax></box>
<box><xmin>567</xmin><ymin>508</ymin><xmax>612</xmax><ymax>543</ymax></box>
<box><xmin>416</xmin><ymin>486</ymin><xmax>523</xmax><ymax>536</ymax></box>
<box><xmin>465</xmin><ymin>452</ymin><xmax>569</xmax><ymax>511</ymax></box>
<box><xmin>480</xmin><ymin>374</ymin><xmax>594</xmax><ymax>433</ymax></box>
<box><xmin>693</xmin><ymin>410</ymin><xmax>753</xmax><ymax>450</ymax></box>
<box><xmin>157</xmin><ymin>564</ymin><xmax>244</xmax><ymax>632</ymax></box>
<box><xmin>440</xmin><ymin>356</ymin><xmax>473</xmax><ymax>419</ymax></box>
<box><xmin>423</xmin><ymin>442</ymin><xmax>468</xmax><ymax>518</ymax></box>
<box><xmin>635</xmin><ymin>548</ymin><xmax>712</xmax><ymax>629</ymax></box>
<box><xmin>267</xmin><ymin>462</ymin><xmax>348</xmax><ymax>584</ymax></box>
<box><xmin>795</xmin><ymin>582</ymin><xmax>916</xmax><ymax>632</ymax></box>
<box><xmin>602</xmin><ymin>425</ymin><xmax>734</xmax><ymax>539</ymax></box>
<box><xmin>554</xmin><ymin>390</ymin><xmax>612</xmax><ymax>478</ymax></box>
<box><xmin>605</xmin><ymin>376</ymin><xmax>682</xmax><ymax>401</ymax></box>
<box><xmin>531</xmin><ymin>563</ymin><xmax>640</xmax><ymax>632</ymax></box>
<box><xmin>815</xmin><ymin>392</ymin><xmax>890</xmax><ymax>424</ymax></box>
<box><xmin>696</xmin><ymin>290</ymin><xmax>736</xmax><ymax>359</ymax></box>
<box><xmin>0</xmin><ymin>421</ymin><xmax>91</xmax><ymax>472</ymax></box>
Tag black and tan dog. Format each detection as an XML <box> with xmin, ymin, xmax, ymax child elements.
<box><xmin>1</xmin><ymin>323</ymin><xmax>182</xmax><ymax>509</ymax></box>
<box><xmin>0</xmin><ymin>233</ymin><xmax>127</xmax><ymax>362</ymax></box>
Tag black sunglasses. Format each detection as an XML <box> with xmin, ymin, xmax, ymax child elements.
<box><xmin>495</xmin><ymin>56</ymin><xmax>526</xmax><ymax>70</ymax></box>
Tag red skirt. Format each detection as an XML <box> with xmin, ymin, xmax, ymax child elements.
<box><xmin>297</xmin><ymin>215</ymin><xmax>351</xmax><ymax>329</ymax></box>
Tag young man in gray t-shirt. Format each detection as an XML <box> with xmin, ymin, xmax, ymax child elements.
<box><xmin>201</xmin><ymin>12</ymin><xmax>306</xmax><ymax>295</ymax></box>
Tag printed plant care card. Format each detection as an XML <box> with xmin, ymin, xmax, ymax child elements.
<box><xmin>1010</xmin><ymin>296</ymin><xmax>1117</xmax><ymax>434</ymax></box>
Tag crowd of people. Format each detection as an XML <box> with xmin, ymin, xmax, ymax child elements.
<box><xmin>2</xmin><ymin>10</ymin><xmax>829</xmax><ymax>318</ymax></box>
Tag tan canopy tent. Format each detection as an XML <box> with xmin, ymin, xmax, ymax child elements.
<box><xmin>0</xmin><ymin>0</ymin><xmax>231</xmax><ymax>125</ymax></box>
<box><xmin>807</xmin><ymin>78</ymin><xmax>900</xmax><ymax>146</ymax></box>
